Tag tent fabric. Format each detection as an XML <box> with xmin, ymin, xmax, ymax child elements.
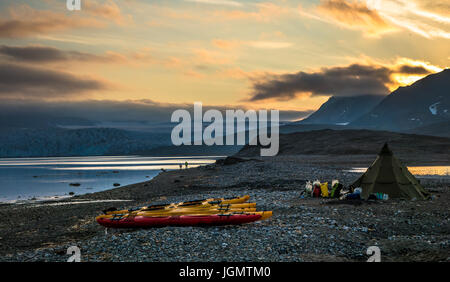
<box><xmin>351</xmin><ymin>143</ymin><xmax>430</xmax><ymax>200</ymax></box>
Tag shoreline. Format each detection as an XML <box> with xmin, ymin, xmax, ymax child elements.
<box><xmin>0</xmin><ymin>155</ymin><xmax>223</xmax><ymax>204</ymax></box>
<box><xmin>0</xmin><ymin>154</ymin><xmax>448</xmax><ymax>261</ymax></box>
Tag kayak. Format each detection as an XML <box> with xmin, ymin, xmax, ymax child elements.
<box><xmin>96</xmin><ymin>213</ymin><xmax>267</xmax><ymax>228</ymax></box>
<box><xmin>105</xmin><ymin>203</ymin><xmax>256</xmax><ymax>217</ymax></box>
<box><xmin>135</xmin><ymin>214</ymin><xmax>262</xmax><ymax>227</ymax></box>
<box><xmin>142</xmin><ymin>203</ymin><xmax>256</xmax><ymax>212</ymax></box>
<box><xmin>136</xmin><ymin>207</ymin><xmax>257</xmax><ymax>216</ymax></box>
<box><xmin>97</xmin><ymin>207</ymin><xmax>257</xmax><ymax>222</ymax></box>
<box><xmin>104</xmin><ymin>195</ymin><xmax>251</xmax><ymax>215</ymax></box>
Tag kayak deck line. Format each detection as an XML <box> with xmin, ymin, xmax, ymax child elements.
<box><xmin>104</xmin><ymin>195</ymin><xmax>251</xmax><ymax>215</ymax></box>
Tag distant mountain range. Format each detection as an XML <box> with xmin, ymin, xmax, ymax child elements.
<box><xmin>300</xmin><ymin>95</ymin><xmax>384</xmax><ymax>125</ymax></box>
<box><xmin>352</xmin><ymin>69</ymin><xmax>450</xmax><ymax>132</ymax></box>
<box><xmin>297</xmin><ymin>68</ymin><xmax>450</xmax><ymax>137</ymax></box>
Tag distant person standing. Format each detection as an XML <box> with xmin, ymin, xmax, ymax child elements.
<box><xmin>185</xmin><ymin>161</ymin><xmax>188</xmax><ymax>169</ymax></box>
<box><xmin>179</xmin><ymin>164</ymin><xmax>182</xmax><ymax>170</ymax></box>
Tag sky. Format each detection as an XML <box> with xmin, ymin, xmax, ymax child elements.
<box><xmin>0</xmin><ymin>0</ymin><xmax>449</xmax><ymax>121</ymax></box>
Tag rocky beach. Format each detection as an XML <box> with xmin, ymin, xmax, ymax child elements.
<box><xmin>0</xmin><ymin>153</ymin><xmax>448</xmax><ymax>262</ymax></box>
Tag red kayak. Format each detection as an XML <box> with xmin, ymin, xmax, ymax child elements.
<box><xmin>96</xmin><ymin>214</ymin><xmax>262</xmax><ymax>228</ymax></box>
<box><xmin>96</xmin><ymin>215</ymin><xmax>137</xmax><ymax>228</ymax></box>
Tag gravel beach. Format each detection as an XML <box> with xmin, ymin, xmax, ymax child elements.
<box><xmin>0</xmin><ymin>154</ymin><xmax>449</xmax><ymax>262</ymax></box>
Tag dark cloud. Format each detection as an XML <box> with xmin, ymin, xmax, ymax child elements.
<box><xmin>0</xmin><ymin>45</ymin><xmax>110</xmax><ymax>63</ymax></box>
<box><xmin>396</xmin><ymin>65</ymin><xmax>432</xmax><ymax>75</ymax></box>
<box><xmin>0</xmin><ymin>63</ymin><xmax>108</xmax><ymax>98</ymax></box>
<box><xmin>248</xmin><ymin>63</ymin><xmax>438</xmax><ymax>101</ymax></box>
<box><xmin>0</xmin><ymin>45</ymin><xmax>127</xmax><ymax>65</ymax></box>
<box><xmin>0</xmin><ymin>99</ymin><xmax>312</xmax><ymax>124</ymax></box>
<box><xmin>250</xmin><ymin>64</ymin><xmax>391</xmax><ymax>101</ymax></box>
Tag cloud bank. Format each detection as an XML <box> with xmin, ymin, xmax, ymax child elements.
<box><xmin>0</xmin><ymin>99</ymin><xmax>313</xmax><ymax>123</ymax></box>
<box><xmin>0</xmin><ymin>63</ymin><xmax>108</xmax><ymax>98</ymax></box>
<box><xmin>0</xmin><ymin>45</ymin><xmax>121</xmax><ymax>64</ymax></box>
<box><xmin>248</xmin><ymin>62</ymin><xmax>436</xmax><ymax>101</ymax></box>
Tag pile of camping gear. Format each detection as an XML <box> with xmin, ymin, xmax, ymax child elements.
<box><xmin>302</xmin><ymin>143</ymin><xmax>430</xmax><ymax>201</ymax></box>
<box><xmin>304</xmin><ymin>180</ymin><xmax>346</xmax><ymax>199</ymax></box>
<box><xmin>96</xmin><ymin>195</ymin><xmax>272</xmax><ymax>228</ymax></box>
<box><xmin>303</xmin><ymin>180</ymin><xmax>377</xmax><ymax>200</ymax></box>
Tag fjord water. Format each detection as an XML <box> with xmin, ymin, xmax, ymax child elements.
<box><xmin>0</xmin><ymin>156</ymin><xmax>220</xmax><ymax>202</ymax></box>
<box><xmin>346</xmin><ymin>166</ymin><xmax>450</xmax><ymax>176</ymax></box>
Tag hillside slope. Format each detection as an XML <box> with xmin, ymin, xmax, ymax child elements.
<box><xmin>300</xmin><ymin>95</ymin><xmax>384</xmax><ymax>125</ymax></box>
<box><xmin>236</xmin><ymin>129</ymin><xmax>450</xmax><ymax>158</ymax></box>
<box><xmin>406</xmin><ymin>121</ymin><xmax>450</xmax><ymax>138</ymax></box>
<box><xmin>352</xmin><ymin>69</ymin><xmax>450</xmax><ymax>131</ymax></box>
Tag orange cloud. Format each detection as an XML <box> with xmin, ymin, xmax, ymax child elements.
<box><xmin>213</xmin><ymin>2</ymin><xmax>289</xmax><ymax>22</ymax></box>
<box><xmin>301</xmin><ymin>0</ymin><xmax>450</xmax><ymax>39</ymax></box>
<box><xmin>84</xmin><ymin>0</ymin><xmax>133</xmax><ymax>25</ymax></box>
<box><xmin>315</xmin><ymin>0</ymin><xmax>397</xmax><ymax>36</ymax></box>
<box><xmin>211</xmin><ymin>39</ymin><xmax>241</xmax><ymax>49</ymax></box>
<box><xmin>368</xmin><ymin>0</ymin><xmax>450</xmax><ymax>39</ymax></box>
<box><xmin>212</xmin><ymin>39</ymin><xmax>293</xmax><ymax>50</ymax></box>
<box><xmin>0</xmin><ymin>4</ymin><xmax>105</xmax><ymax>38</ymax></box>
<box><xmin>217</xmin><ymin>67</ymin><xmax>273</xmax><ymax>81</ymax></box>
<box><xmin>193</xmin><ymin>48</ymin><xmax>235</xmax><ymax>65</ymax></box>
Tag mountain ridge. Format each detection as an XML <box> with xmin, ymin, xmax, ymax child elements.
<box><xmin>351</xmin><ymin>69</ymin><xmax>450</xmax><ymax>131</ymax></box>
<box><xmin>300</xmin><ymin>95</ymin><xmax>384</xmax><ymax>125</ymax></box>
<box><xmin>236</xmin><ymin>129</ymin><xmax>450</xmax><ymax>159</ymax></box>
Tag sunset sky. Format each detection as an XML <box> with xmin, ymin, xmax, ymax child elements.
<box><xmin>0</xmin><ymin>0</ymin><xmax>449</xmax><ymax>121</ymax></box>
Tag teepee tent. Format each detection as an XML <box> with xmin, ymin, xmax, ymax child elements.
<box><xmin>351</xmin><ymin>143</ymin><xmax>429</xmax><ymax>200</ymax></box>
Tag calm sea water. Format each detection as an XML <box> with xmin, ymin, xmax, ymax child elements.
<box><xmin>345</xmin><ymin>166</ymin><xmax>450</xmax><ymax>176</ymax></box>
<box><xmin>0</xmin><ymin>156</ymin><xmax>221</xmax><ymax>202</ymax></box>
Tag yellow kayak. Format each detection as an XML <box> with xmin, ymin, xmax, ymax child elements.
<box><xmin>105</xmin><ymin>195</ymin><xmax>251</xmax><ymax>215</ymax></box>
<box><xmin>143</xmin><ymin>202</ymin><xmax>256</xmax><ymax>211</ymax></box>
<box><xmin>99</xmin><ymin>207</ymin><xmax>257</xmax><ymax>219</ymax></box>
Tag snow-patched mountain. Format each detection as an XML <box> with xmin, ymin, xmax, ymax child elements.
<box><xmin>352</xmin><ymin>69</ymin><xmax>450</xmax><ymax>131</ymax></box>
<box><xmin>300</xmin><ymin>95</ymin><xmax>384</xmax><ymax>125</ymax></box>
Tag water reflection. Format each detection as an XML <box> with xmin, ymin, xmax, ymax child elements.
<box><xmin>0</xmin><ymin>156</ymin><xmax>221</xmax><ymax>202</ymax></box>
<box><xmin>346</xmin><ymin>166</ymin><xmax>450</xmax><ymax>176</ymax></box>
